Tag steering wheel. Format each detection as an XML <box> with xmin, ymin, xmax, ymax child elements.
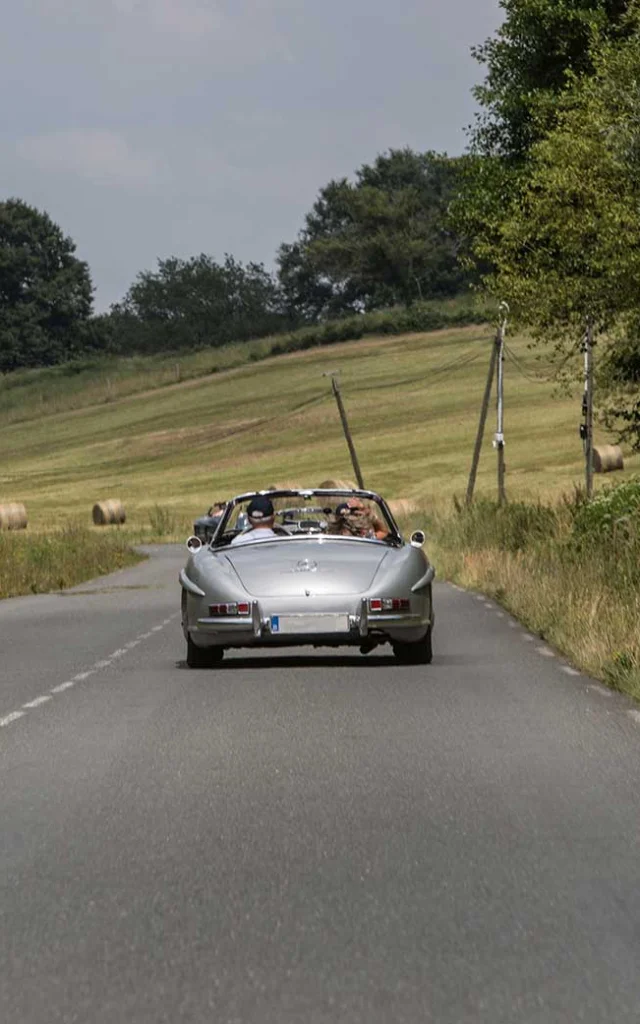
<box><xmin>272</xmin><ymin>525</ymin><xmax>292</xmax><ymax>536</ymax></box>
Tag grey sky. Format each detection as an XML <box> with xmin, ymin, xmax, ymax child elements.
<box><xmin>2</xmin><ymin>1</ymin><xmax>502</xmax><ymax>310</ymax></box>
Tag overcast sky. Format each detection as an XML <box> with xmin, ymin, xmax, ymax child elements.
<box><xmin>2</xmin><ymin>1</ymin><xmax>503</xmax><ymax>310</ymax></box>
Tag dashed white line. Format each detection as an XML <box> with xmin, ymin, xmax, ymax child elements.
<box><xmin>0</xmin><ymin>711</ymin><xmax>26</xmax><ymax>727</ymax></box>
<box><xmin>562</xmin><ymin>666</ymin><xmax>581</xmax><ymax>677</ymax></box>
<box><xmin>51</xmin><ymin>681</ymin><xmax>75</xmax><ymax>694</ymax></box>
<box><xmin>22</xmin><ymin>695</ymin><xmax>52</xmax><ymax>709</ymax></box>
<box><xmin>629</xmin><ymin>711</ymin><xmax>640</xmax><ymax>725</ymax></box>
<box><xmin>536</xmin><ymin>647</ymin><xmax>555</xmax><ymax>658</ymax></box>
<box><xmin>0</xmin><ymin>615</ymin><xmax>174</xmax><ymax>730</ymax></box>
<box><xmin>496</xmin><ymin>611</ymin><xmax>505</xmax><ymax>619</ymax></box>
<box><xmin>509</xmin><ymin>621</ymin><xmax>518</xmax><ymax>629</ymax></box>
<box><xmin>587</xmin><ymin>684</ymin><xmax>612</xmax><ymax>698</ymax></box>
<box><xmin>522</xmin><ymin>635</ymin><xmax>535</xmax><ymax>643</ymax></box>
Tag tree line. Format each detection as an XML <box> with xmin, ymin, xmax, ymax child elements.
<box><xmin>0</xmin><ymin>149</ymin><xmax>470</xmax><ymax>371</ymax></box>
<box><xmin>2</xmin><ymin>0</ymin><xmax>639</xmax><ymax>450</ymax></box>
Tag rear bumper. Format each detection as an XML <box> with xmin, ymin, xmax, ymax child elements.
<box><xmin>189</xmin><ymin>595</ymin><xmax>432</xmax><ymax>649</ymax></box>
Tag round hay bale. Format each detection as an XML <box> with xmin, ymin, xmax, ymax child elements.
<box><xmin>592</xmin><ymin>445</ymin><xmax>624</xmax><ymax>474</ymax></box>
<box><xmin>0</xmin><ymin>502</ymin><xmax>28</xmax><ymax>530</ymax></box>
<box><xmin>388</xmin><ymin>498</ymin><xmax>419</xmax><ymax>518</ymax></box>
<box><xmin>92</xmin><ymin>499</ymin><xmax>126</xmax><ymax>526</ymax></box>
<box><xmin>318</xmin><ymin>478</ymin><xmax>358</xmax><ymax>490</ymax></box>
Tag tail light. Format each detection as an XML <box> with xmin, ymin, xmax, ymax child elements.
<box><xmin>368</xmin><ymin>597</ymin><xmax>410</xmax><ymax>613</ymax></box>
<box><xmin>209</xmin><ymin>602</ymin><xmax>250</xmax><ymax>616</ymax></box>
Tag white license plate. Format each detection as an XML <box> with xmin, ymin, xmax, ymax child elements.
<box><xmin>271</xmin><ymin>614</ymin><xmax>350</xmax><ymax>635</ymax></box>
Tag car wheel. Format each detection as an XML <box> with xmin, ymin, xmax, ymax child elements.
<box><xmin>393</xmin><ymin>625</ymin><xmax>433</xmax><ymax>665</ymax></box>
<box><xmin>186</xmin><ymin>635</ymin><xmax>224</xmax><ymax>668</ymax></box>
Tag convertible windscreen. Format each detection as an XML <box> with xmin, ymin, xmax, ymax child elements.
<box><xmin>214</xmin><ymin>491</ymin><xmax>398</xmax><ymax>545</ymax></box>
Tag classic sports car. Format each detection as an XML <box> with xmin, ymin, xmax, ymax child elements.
<box><xmin>180</xmin><ymin>488</ymin><xmax>435</xmax><ymax>668</ymax></box>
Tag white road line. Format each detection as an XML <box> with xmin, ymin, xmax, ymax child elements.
<box><xmin>522</xmin><ymin>635</ymin><xmax>535</xmax><ymax>643</ymax></box>
<box><xmin>587</xmin><ymin>684</ymin><xmax>612</xmax><ymax>698</ymax></box>
<box><xmin>124</xmin><ymin>641</ymin><xmax>139</xmax><ymax>650</ymax></box>
<box><xmin>22</xmin><ymin>695</ymin><xmax>52</xmax><ymax>709</ymax></box>
<box><xmin>496</xmin><ymin>611</ymin><xmax>505</xmax><ymax>619</ymax></box>
<box><xmin>0</xmin><ymin>711</ymin><xmax>26</xmax><ymax>727</ymax></box>
<box><xmin>536</xmin><ymin>647</ymin><xmax>555</xmax><ymax>658</ymax></box>
<box><xmin>484</xmin><ymin>601</ymin><xmax>493</xmax><ymax>608</ymax></box>
<box><xmin>51</xmin><ymin>681</ymin><xmax>75</xmax><ymax>694</ymax></box>
<box><xmin>151</xmin><ymin>625</ymin><xmax>163</xmax><ymax>632</ymax></box>
<box><xmin>110</xmin><ymin>648</ymin><xmax>128</xmax><ymax>658</ymax></box>
<box><xmin>629</xmin><ymin>711</ymin><xmax>640</xmax><ymax>725</ymax></box>
<box><xmin>93</xmin><ymin>659</ymin><xmax>112</xmax><ymax>669</ymax></box>
<box><xmin>73</xmin><ymin>670</ymin><xmax>95</xmax><ymax>682</ymax></box>
<box><xmin>562</xmin><ymin>666</ymin><xmax>581</xmax><ymax>677</ymax></box>
<box><xmin>137</xmin><ymin>632</ymin><xmax>153</xmax><ymax>640</ymax></box>
<box><xmin>509</xmin><ymin>621</ymin><xmax>518</xmax><ymax>629</ymax></box>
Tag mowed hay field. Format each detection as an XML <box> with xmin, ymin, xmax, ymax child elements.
<box><xmin>1</xmin><ymin>325</ymin><xmax>638</xmax><ymax>534</ymax></box>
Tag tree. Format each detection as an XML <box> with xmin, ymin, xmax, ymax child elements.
<box><xmin>478</xmin><ymin>15</ymin><xmax>640</xmax><ymax>449</ymax></box>
<box><xmin>471</xmin><ymin>0</ymin><xmax>631</xmax><ymax>162</ymax></box>
<box><xmin>278</xmin><ymin>149</ymin><xmax>470</xmax><ymax>320</ymax></box>
<box><xmin>0</xmin><ymin>199</ymin><xmax>93</xmax><ymax>372</ymax></box>
<box><xmin>457</xmin><ymin>1</ymin><xmax>633</xmax><ymax>278</ymax></box>
<box><xmin>109</xmin><ymin>253</ymin><xmax>285</xmax><ymax>354</ymax></box>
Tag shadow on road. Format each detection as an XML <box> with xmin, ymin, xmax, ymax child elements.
<box><xmin>175</xmin><ymin>652</ymin><xmax>407</xmax><ymax>671</ymax></box>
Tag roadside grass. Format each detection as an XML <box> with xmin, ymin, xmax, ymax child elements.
<box><xmin>424</xmin><ymin>496</ymin><xmax>640</xmax><ymax>702</ymax></box>
<box><xmin>0</xmin><ymin>522</ymin><xmax>144</xmax><ymax>600</ymax></box>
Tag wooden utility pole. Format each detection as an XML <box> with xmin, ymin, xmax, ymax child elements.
<box><xmin>465</xmin><ymin>304</ymin><xmax>508</xmax><ymax>506</ymax></box>
<box><xmin>581</xmin><ymin>321</ymin><xmax>595</xmax><ymax>499</ymax></box>
<box><xmin>326</xmin><ymin>373</ymin><xmax>365</xmax><ymax>489</ymax></box>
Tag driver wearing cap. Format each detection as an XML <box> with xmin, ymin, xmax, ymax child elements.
<box><xmin>231</xmin><ymin>495</ymin><xmax>278</xmax><ymax>545</ymax></box>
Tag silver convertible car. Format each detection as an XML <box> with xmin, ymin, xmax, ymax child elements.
<box><xmin>180</xmin><ymin>488</ymin><xmax>435</xmax><ymax>668</ymax></box>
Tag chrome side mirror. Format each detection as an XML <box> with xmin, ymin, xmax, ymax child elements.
<box><xmin>410</xmin><ymin>530</ymin><xmax>425</xmax><ymax>548</ymax></box>
<box><xmin>186</xmin><ymin>535</ymin><xmax>202</xmax><ymax>552</ymax></box>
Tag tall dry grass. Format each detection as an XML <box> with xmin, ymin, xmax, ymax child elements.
<box><xmin>428</xmin><ymin>490</ymin><xmax>640</xmax><ymax>700</ymax></box>
<box><xmin>0</xmin><ymin>522</ymin><xmax>143</xmax><ymax>600</ymax></box>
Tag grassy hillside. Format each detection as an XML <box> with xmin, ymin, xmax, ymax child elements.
<box><xmin>1</xmin><ymin>323</ymin><xmax>638</xmax><ymax>535</ymax></box>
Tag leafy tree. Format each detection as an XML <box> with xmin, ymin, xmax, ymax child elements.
<box><xmin>472</xmin><ymin>0</ymin><xmax>631</xmax><ymax>162</ymax></box>
<box><xmin>109</xmin><ymin>254</ymin><xmax>285</xmax><ymax>354</ymax></box>
<box><xmin>478</xmin><ymin>15</ymin><xmax>640</xmax><ymax>448</ymax></box>
<box><xmin>0</xmin><ymin>199</ymin><xmax>93</xmax><ymax>372</ymax></box>
<box><xmin>278</xmin><ymin>149</ymin><xmax>470</xmax><ymax>319</ymax></box>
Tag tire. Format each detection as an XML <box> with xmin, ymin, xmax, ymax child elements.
<box><xmin>186</xmin><ymin>635</ymin><xmax>224</xmax><ymax>668</ymax></box>
<box><xmin>393</xmin><ymin>625</ymin><xmax>433</xmax><ymax>665</ymax></box>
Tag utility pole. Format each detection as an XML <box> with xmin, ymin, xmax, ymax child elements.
<box><xmin>580</xmin><ymin>320</ymin><xmax>595</xmax><ymax>499</ymax></box>
<box><xmin>493</xmin><ymin>303</ymin><xmax>508</xmax><ymax>506</ymax></box>
<box><xmin>465</xmin><ymin>303</ymin><xmax>508</xmax><ymax>506</ymax></box>
<box><xmin>324</xmin><ymin>372</ymin><xmax>365</xmax><ymax>489</ymax></box>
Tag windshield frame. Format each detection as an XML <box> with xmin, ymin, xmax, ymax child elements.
<box><xmin>210</xmin><ymin>489</ymin><xmax>402</xmax><ymax>548</ymax></box>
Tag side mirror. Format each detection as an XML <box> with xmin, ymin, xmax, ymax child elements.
<box><xmin>186</xmin><ymin>535</ymin><xmax>202</xmax><ymax>552</ymax></box>
<box><xmin>410</xmin><ymin>530</ymin><xmax>425</xmax><ymax>548</ymax></box>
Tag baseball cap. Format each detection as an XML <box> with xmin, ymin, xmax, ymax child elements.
<box><xmin>247</xmin><ymin>495</ymin><xmax>274</xmax><ymax>520</ymax></box>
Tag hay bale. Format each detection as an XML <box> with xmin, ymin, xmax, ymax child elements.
<box><xmin>388</xmin><ymin>498</ymin><xmax>419</xmax><ymax>517</ymax></box>
<box><xmin>593</xmin><ymin>445</ymin><xmax>624</xmax><ymax>474</ymax></box>
<box><xmin>92</xmin><ymin>499</ymin><xmax>126</xmax><ymax>526</ymax></box>
<box><xmin>0</xmin><ymin>502</ymin><xmax>28</xmax><ymax>530</ymax></box>
<box><xmin>318</xmin><ymin>478</ymin><xmax>358</xmax><ymax>490</ymax></box>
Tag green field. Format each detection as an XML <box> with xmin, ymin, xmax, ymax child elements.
<box><xmin>1</xmin><ymin>324</ymin><xmax>638</xmax><ymax>534</ymax></box>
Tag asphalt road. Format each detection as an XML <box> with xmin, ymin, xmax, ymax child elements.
<box><xmin>1</xmin><ymin>545</ymin><xmax>639</xmax><ymax>1023</ymax></box>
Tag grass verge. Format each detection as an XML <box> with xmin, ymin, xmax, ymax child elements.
<box><xmin>0</xmin><ymin>523</ymin><xmax>144</xmax><ymax>600</ymax></box>
<box><xmin>425</xmin><ymin>493</ymin><xmax>640</xmax><ymax>702</ymax></box>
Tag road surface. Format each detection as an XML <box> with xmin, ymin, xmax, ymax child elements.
<box><xmin>1</xmin><ymin>545</ymin><xmax>639</xmax><ymax>1023</ymax></box>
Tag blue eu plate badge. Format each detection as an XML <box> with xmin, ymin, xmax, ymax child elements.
<box><xmin>271</xmin><ymin>616</ymin><xmax>280</xmax><ymax>633</ymax></box>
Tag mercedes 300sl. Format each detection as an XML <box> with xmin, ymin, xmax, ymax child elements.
<box><xmin>179</xmin><ymin>488</ymin><xmax>435</xmax><ymax>667</ymax></box>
